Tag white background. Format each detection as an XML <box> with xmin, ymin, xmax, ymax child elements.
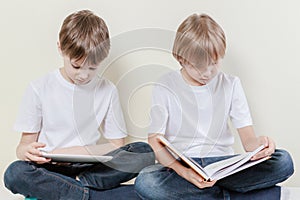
<box><xmin>0</xmin><ymin>0</ymin><xmax>299</xmax><ymax>189</ymax></box>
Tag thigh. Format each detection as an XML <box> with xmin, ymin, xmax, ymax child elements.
<box><xmin>78</xmin><ymin>142</ymin><xmax>155</xmax><ymax>189</ymax></box>
<box><xmin>135</xmin><ymin>164</ymin><xmax>224</xmax><ymax>200</ymax></box>
<box><xmin>4</xmin><ymin>160</ymin><xmax>88</xmax><ymax>199</ymax></box>
<box><xmin>41</xmin><ymin>163</ymin><xmax>92</xmax><ymax>178</ymax></box>
<box><xmin>217</xmin><ymin>149</ymin><xmax>294</xmax><ymax>192</ymax></box>
<box><xmin>104</xmin><ymin>142</ymin><xmax>155</xmax><ymax>173</ymax></box>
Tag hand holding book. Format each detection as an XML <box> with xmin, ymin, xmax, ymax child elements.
<box><xmin>177</xmin><ymin>164</ymin><xmax>217</xmax><ymax>189</ymax></box>
<box><xmin>251</xmin><ymin>136</ymin><xmax>275</xmax><ymax>161</ymax></box>
<box><xmin>157</xmin><ymin>136</ymin><xmax>270</xmax><ymax>181</ymax></box>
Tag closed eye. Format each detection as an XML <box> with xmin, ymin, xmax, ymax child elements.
<box><xmin>71</xmin><ymin>64</ymin><xmax>80</xmax><ymax>69</ymax></box>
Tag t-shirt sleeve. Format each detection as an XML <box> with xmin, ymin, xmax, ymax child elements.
<box><xmin>101</xmin><ymin>87</ymin><xmax>127</xmax><ymax>139</ymax></box>
<box><xmin>14</xmin><ymin>83</ymin><xmax>42</xmax><ymax>133</ymax></box>
<box><xmin>148</xmin><ymin>84</ymin><xmax>169</xmax><ymax>135</ymax></box>
<box><xmin>229</xmin><ymin>78</ymin><xmax>253</xmax><ymax>129</ymax></box>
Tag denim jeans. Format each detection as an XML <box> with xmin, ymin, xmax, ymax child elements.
<box><xmin>4</xmin><ymin>142</ymin><xmax>155</xmax><ymax>200</ymax></box>
<box><xmin>135</xmin><ymin>149</ymin><xmax>294</xmax><ymax>200</ymax></box>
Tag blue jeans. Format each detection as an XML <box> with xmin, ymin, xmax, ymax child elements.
<box><xmin>4</xmin><ymin>142</ymin><xmax>155</xmax><ymax>200</ymax></box>
<box><xmin>135</xmin><ymin>149</ymin><xmax>294</xmax><ymax>200</ymax></box>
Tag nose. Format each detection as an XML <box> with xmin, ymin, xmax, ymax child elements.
<box><xmin>77</xmin><ymin>69</ymin><xmax>89</xmax><ymax>80</ymax></box>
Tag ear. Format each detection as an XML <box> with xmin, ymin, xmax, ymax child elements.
<box><xmin>57</xmin><ymin>41</ymin><xmax>63</xmax><ymax>56</ymax></box>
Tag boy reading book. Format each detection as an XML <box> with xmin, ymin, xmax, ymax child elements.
<box><xmin>135</xmin><ymin>13</ymin><xmax>294</xmax><ymax>199</ymax></box>
<box><xmin>4</xmin><ymin>10</ymin><xmax>154</xmax><ymax>200</ymax></box>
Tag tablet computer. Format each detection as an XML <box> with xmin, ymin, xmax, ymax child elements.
<box><xmin>41</xmin><ymin>152</ymin><xmax>113</xmax><ymax>163</ymax></box>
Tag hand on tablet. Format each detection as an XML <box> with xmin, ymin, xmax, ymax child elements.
<box><xmin>17</xmin><ymin>142</ymin><xmax>51</xmax><ymax>164</ymax></box>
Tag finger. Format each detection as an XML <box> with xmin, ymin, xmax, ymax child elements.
<box><xmin>267</xmin><ymin>139</ymin><xmax>276</xmax><ymax>154</ymax></box>
<box><xmin>197</xmin><ymin>180</ymin><xmax>216</xmax><ymax>188</ymax></box>
<box><xmin>36</xmin><ymin>158</ymin><xmax>51</xmax><ymax>164</ymax></box>
<box><xmin>263</xmin><ymin>148</ymin><xmax>274</xmax><ymax>156</ymax></box>
<box><xmin>204</xmin><ymin>181</ymin><xmax>216</xmax><ymax>187</ymax></box>
<box><xmin>31</xmin><ymin>142</ymin><xmax>47</xmax><ymax>149</ymax></box>
<box><xmin>25</xmin><ymin>151</ymin><xmax>50</xmax><ymax>163</ymax></box>
<box><xmin>251</xmin><ymin>151</ymin><xmax>265</xmax><ymax>160</ymax></box>
<box><xmin>261</xmin><ymin>137</ymin><xmax>275</xmax><ymax>155</ymax></box>
<box><xmin>262</xmin><ymin>136</ymin><xmax>269</xmax><ymax>147</ymax></box>
<box><xmin>31</xmin><ymin>155</ymin><xmax>50</xmax><ymax>163</ymax></box>
<box><xmin>194</xmin><ymin>178</ymin><xmax>216</xmax><ymax>189</ymax></box>
<box><xmin>30</xmin><ymin>142</ymin><xmax>47</xmax><ymax>156</ymax></box>
<box><xmin>28</xmin><ymin>147</ymin><xmax>41</xmax><ymax>155</ymax></box>
<box><xmin>191</xmin><ymin>177</ymin><xmax>204</xmax><ymax>188</ymax></box>
<box><xmin>251</xmin><ymin>149</ymin><xmax>269</xmax><ymax>160</ymax></box>
<box><xmin>194</xmin><ymin>181</ymin><xmax>205</xmax><ymax>189</ymax></box>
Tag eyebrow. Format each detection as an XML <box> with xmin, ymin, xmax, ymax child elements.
<box><xmin>71</xmin><ymin>62</ymin><xmax>98</xmax><ymax>70</ymax></box>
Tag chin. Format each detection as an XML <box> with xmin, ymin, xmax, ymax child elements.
<box><xmin>75</xmin><ymin>81</ymin><xmax>90</xmax><ymax>85</ymax></box>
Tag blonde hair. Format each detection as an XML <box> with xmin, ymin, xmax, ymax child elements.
<box><xmin>172</xmin><ymin>14</ymin><xmax>226</xmax><ymax>68</ymax></box>
<box><xmin>59</xmin><ymin>10</ymin><xmax>110</xmax><ymax>66</ymax></box>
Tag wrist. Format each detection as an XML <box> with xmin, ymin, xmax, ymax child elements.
<box><xmin>16</xmin><ymin>145</ymin><xmax>24</xmax><ymax>160</ymax></box>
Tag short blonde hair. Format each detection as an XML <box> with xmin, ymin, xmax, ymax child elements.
<box><xmin>59</xmin><ymin>10</ymin><xmax>110</xmax><ymax>66</ymax></box>
<box><xmin>173</xmin><ymin>14</ymin><xmax>226</xmax><ymax>68</ymax></box>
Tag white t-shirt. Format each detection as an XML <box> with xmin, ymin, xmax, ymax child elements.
<box><xmin>14</xmin><ymin>69</ymin><xmax>127</xmax><ymax>152</ymax></box>
<box><xmin>149</xmin><ymin>70</ymin><xmax>252</xmax><ymax>157</ymax></box>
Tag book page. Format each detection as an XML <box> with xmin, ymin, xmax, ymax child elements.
<box><xmin>205</xmin><ymin>145</ymin><xmax>265</xmax><ymax>180</ymax></box>
<box><xmin>211</xmin><ymin>156</ymin><xmax>270</xmax><ymax>180</ymax></box>
<box><xmin>203</xmin><ymin>153</ymin><xmax>250</xmax><ymax>177</ymax></box>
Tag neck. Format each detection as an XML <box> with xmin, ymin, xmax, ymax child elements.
<box><xmin>60</xmin><ymin>67</ymin><xmax>75</xmax><ymax>84</ymax></box>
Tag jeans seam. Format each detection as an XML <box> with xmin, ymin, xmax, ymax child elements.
<box><xmin>78</xmin><ymin>174</ymin><xmax>88</xmax><ymax>187</ymax></box>
<box><xmin>134</xmin><ymin>189</ymin><xmax>144</xmax><ymax>200</ymax></box>
<box><xmin>81</xmin><ymin>187</ymin><xmax>89</xmax><ymax>200</ymax></box>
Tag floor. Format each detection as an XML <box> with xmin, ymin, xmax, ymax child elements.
<box><xmin>0</xmin><ymin>186</ymin><xmax>22</xmax><ymax>200</ymax></box>
<box><xmin>281</xmin><ymin>187</ymin><xmax>300</xmax><ymax>200</ymax></box>
<box><xmin>1</xmin><ymin>184</ymin><xmax>300</xmax><ymax>200</ymax></box>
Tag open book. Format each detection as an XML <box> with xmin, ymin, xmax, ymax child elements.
<box><xmin>157</xmin><ymin>136</ymin><xmax>270</xmax><ymax>181</ymax></box>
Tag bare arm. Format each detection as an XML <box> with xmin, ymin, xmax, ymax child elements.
<box><xmin>16</xmin><ymin>132</ymin><xmax>51</xmax><ymax>164</ymax></box>
<box><xmin>238</xmin><ymin>125</ymin><xmax>275</xmax><ymax>160</ymax></box>
<box><xmin>50</xmin><ymin>138</ymin><xmax>125</xmax><ymax>155</ymax></box>
<box><xmin>149</xmin><ymin>133</ymin><xmax>216</xmax><ymax>189</ymax></box>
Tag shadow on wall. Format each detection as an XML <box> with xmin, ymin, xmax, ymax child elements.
<box><xmin>101</xmin><ymin>28</ymin><xmax>179</xmax><ymax>142</ymax></box>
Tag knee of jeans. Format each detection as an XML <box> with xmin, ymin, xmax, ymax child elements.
<box><xmin>130</xmin><ymin>142</ymin><xmax>155</xmax><ymax>164</ymax></box>
<box><xmin>130</xmin><ymin>142</ymin><xmax>153</xmax><ymax>153</ymax></box>
<box><xmin>4</xmin><ymin>161</ymin><xmax>30</xmax><ymax>191</ymax></box>
<box><xmin>274</xmin><ymin>149</ymin><xmax>294</xmax><ymax>177</ymax></box>
<box><xmin>135</xmin><ymin>166</ymin><xmax>163</xmax><ymax>199</ymax></box>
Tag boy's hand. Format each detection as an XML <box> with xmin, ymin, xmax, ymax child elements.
<box><xmin>18</xmin><ymin>142</ymin><xmax>51</xmax><ymax>164</ymax></box>
<box><xmin>251</xmin><ymin>136</ymin><xmax>275</xmax><ymax>160</ymax></box>
<box><xmin>179</xmin><ymin>167</ymin><xmax>216</xmax><ymax>189</ymax></box>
